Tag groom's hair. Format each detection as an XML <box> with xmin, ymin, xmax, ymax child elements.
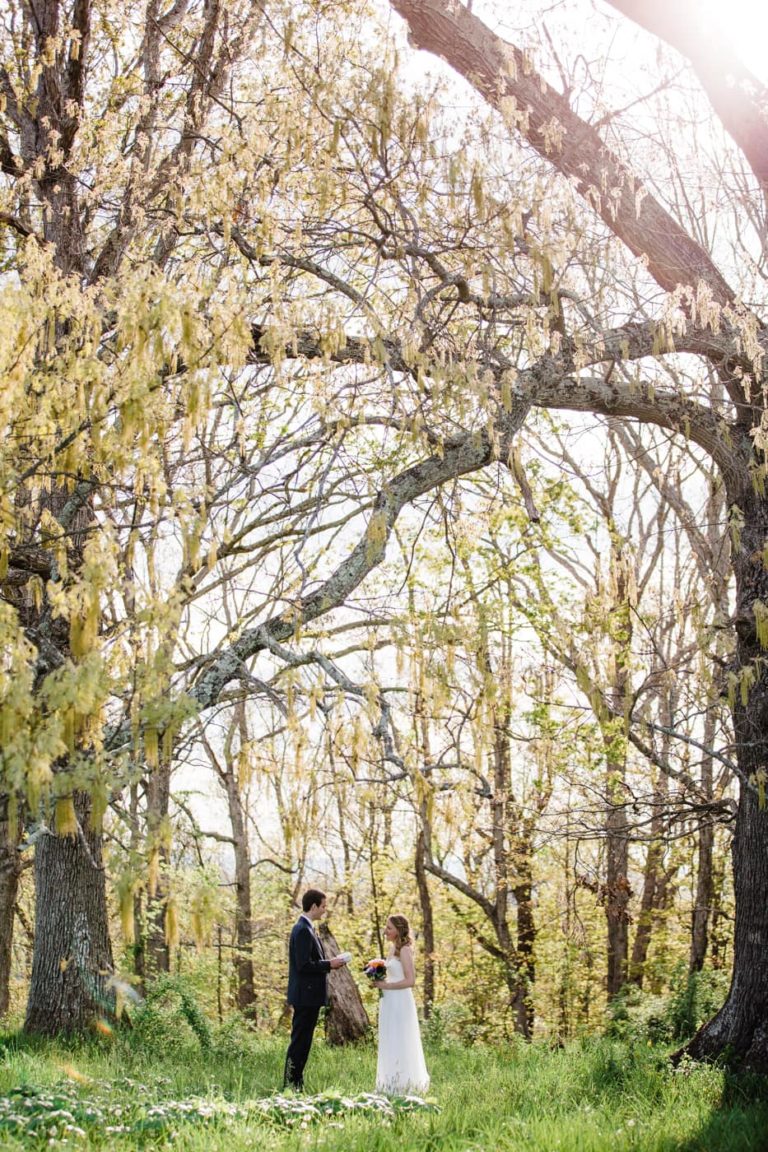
<box><xmin>302</xmin><ymin>888</ymin><xmax>326</xmax><ymax>913</ymax></box>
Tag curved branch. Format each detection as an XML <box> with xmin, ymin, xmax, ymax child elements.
<box><xmin>389</xmin><ymin>0</ymin><xmax>750</xmax><ymax>410</ymax></box>
<box><xmin>189</xmin><ymin>399</ymin><xmax>530</xmax><ymax>711</ymax></box>
<box><xmin>522</xmin><ymin>370</ymin><xmax>740</xmax><ymax>484</ymax></box>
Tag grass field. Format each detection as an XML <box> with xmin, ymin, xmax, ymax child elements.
<box><xmin>1</xmin><ymin>1027</ymin><xmax>767</xmax><ymax>1151</ymax></box>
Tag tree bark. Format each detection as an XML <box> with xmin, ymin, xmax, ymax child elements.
<box><xmin>320</xmin><ymin>924</ymin><xmax>371</xmax><ymax>1045</ymax></box>
<box><xmin>0</xmin><ymin>797</ymin><xmax>23</xmax><ymax>1017</ymax></box>
<box><xmin>604</xmin><ymin>773</ymin><xmax>631</xmax><ymax>999</ymax></box>
<box><xmin>144</xmin><ymin>760</ymin><xmax>172</xmax><ymax>977</ymax></box>
<box><xmin>24</xmin><ymin>792</ymin><xmax>114</xmax><ymax>1035</ymax></box>
<box><xmin>629</xmin><ymin>711</ymin><xmax>671</xmax><ymax>987</ymax></box>
<box><xmin>690</xmin><ymin>825</ymin><xmax>715</xmax><ymax>975</ymax></box>
<box><xmin>603</xmin><ymin>547</ymin><xmax>633</xmax><ymax>1000</ymax></box>
<box><xmin>414</xmin><ymin>691</ymin><xmax>435</xmax><ymax>1018</ymax></box>
<box><xmin>679</xmin><ymin>492</ymin><xmax>768</xmax><ymax>1069</ymax></box>
<box><xmin>628</xmin><ymin>807</ymin><xmax>664</xmax><ymax>988</ymax></box>
<box><xmin>512</xmin><ymin>837</ymin><xmax>536</xmax><ymax>1038</ymax></box>
<box><xmin>690</xmin><ymin>712</ymin><xmax>716</xmax><ymax>973</ymax></box>
<box><xmin>415</xmin><ymin>829</ymin><xmax>435</xmax><ymax>1018</ymax></box>
<box><xmin>223</xmin><ymin>768</ymin><xmax>256</xmax><ymax>1015</ymax></box>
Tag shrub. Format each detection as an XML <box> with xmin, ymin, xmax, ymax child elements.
<box><xmin>128</xmin><ymin>975</ymin><xmax>212</xmax><ymax>1054</ymax></box>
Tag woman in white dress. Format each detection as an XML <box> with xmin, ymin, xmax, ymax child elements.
<box><xmin>376</xmin><ymin>914</ymin><xmax>430</xmax><ymax>1095</ymax></box>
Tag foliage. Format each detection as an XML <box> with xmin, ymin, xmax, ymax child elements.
<box><xmin>606</xmin><ymin>967</ymin><xmax>733</xmax><ymax>1046</ymax></box>
<box><xmin>667</xmin><ymin>967</ymin><xmax>733</xmax><ymax>1043</ymax></box>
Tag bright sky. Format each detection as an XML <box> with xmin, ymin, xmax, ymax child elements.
<box><xmin>470</xmin><ymin>0</ymin><xmax>768</xmax><ymax>85</ymax></box>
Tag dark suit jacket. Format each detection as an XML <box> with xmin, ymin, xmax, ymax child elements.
<box><xmin>287</xmin><ymin>916</ymin><xmax>331</xmax><ymax>1007</ymax></box>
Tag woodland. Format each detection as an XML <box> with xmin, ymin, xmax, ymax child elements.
<box><xmin>1</xmin><ymin>0</ymin><xmax>768</xmax><ymax>1147</ymax></box>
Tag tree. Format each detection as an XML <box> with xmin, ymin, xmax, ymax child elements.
<box><xmin>389</xmin><ymin>0</ymin><xmax>768</xmax><ymax>1068</ymax></box>
<box><xmin>2</xmin><ymin>0</ymin><xmax>537</xmax><ymax>1032</ymax></box>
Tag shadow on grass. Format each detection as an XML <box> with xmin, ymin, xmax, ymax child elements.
<box><xmin>673</xmin><ymin>1069</ymin><xmax>768</xmax><ymax>1152</ymax></box>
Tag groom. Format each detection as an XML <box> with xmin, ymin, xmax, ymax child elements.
<box><xmin>283</xmin><ymin>888</ymin><xmax>348</xmax><ymax>1091</ymax></box>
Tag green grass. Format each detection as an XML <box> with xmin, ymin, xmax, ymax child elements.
<box><xmin>0</xmin><ymin>1029</ymin><xmax>766</xmax><ymax>1151</ymax></box>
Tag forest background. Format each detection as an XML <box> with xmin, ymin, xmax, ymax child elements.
<box><xmin>1</xmin><ymin>0</ymin><xmax>768</xmax><ymax>1084</ymax></box>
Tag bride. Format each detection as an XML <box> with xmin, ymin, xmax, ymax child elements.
<box><xmin>376</xmin><ymin>914</ymin><xmax>430</xmax><ymax>1095</ymax></box>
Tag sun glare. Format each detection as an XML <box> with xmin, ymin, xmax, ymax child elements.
<box><xmin>698</xmin><ymin>0</ymin><xmax>768</xmax><ymax>82</ymax></box>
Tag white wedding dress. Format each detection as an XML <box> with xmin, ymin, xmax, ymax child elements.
<box><xmin>376</xmin><ymin>955</ymin><xmax>430</xmax><ymax>1095</ymax></box>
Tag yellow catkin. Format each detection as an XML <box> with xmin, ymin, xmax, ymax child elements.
<box><xmin>147</xmin><ymin>848</ymin><xmax>160</xmax><ymax>899</ymax></box>
<box><xmin>7</xmin><ymin>793</ymin><xmax>18</xmax><ymax>843</ymax></box>
<box><xmin>89</xmin><ymin>784</ymin><xmax>108</xmax><ymax>832</ymax></box>
<box><xmin>55</xmin><ymin>796</ymin><xmax>78</xmax><ymax>839</ymax></box>
<box><xmin>165</xmin><ymin>899</ymin><xmax>179</xmax><ymax>950</ymax></box>
<box><xmin>119</xmin><ymin>886</ymin><xmax>135</xmax><ymax>944</ymax></box>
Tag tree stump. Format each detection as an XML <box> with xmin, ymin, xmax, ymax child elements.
<box><xmin>320</xmin><ymin>923</ymin><xmax>370</xmax><ymax>1045</ymax></box>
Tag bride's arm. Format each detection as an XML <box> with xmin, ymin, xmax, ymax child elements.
<box><xmin>380</xmin><ymin>945</ymin><xmax>416</xmax><ymax>990</ymax></box>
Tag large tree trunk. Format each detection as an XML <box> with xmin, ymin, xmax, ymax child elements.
<box><xmin>680</xmin><ymin>494</ymin><xmax>768</xmax><ymax>1069</ymax></box>
<box><xmin>682</xmin><ymin>783</ymin><xmax>768</xmax><ymax>1067</ymax></box>
<box><xmin>320</xmin><ymin>924</ymin><xmax>370</xmax><ymax>1045</ymax></box>
<box><xmin>0</xmin><ymin>797</ymin><xmax>23</xmax><ymax>1017</ymax></box>
<box><xmin>24</xmin><ymin>793</ymin><xmax>114</xmax><ymax>1035</ymax></box>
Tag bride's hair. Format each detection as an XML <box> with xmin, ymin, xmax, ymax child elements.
<box><xmin>388</xmin><ymin>914</ymin><xmax>412</xmax><ymax>954</ymax></box>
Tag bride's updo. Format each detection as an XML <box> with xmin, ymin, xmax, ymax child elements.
<box><xmin>388</xmin><ymin>914</ymin><xmax>412</xmax><ymax>955</ymax></box>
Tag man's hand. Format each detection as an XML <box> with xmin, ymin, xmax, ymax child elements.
<box><xmin>329</xmin><ymin>956</ymin><xmax>347</xmax><ymax>969</ymax></box>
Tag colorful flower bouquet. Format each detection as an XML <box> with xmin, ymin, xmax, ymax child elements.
<box><xmin>363</xmin><ymin>958</ymin><xmax>387</xmax><ymax>982</ymax></box>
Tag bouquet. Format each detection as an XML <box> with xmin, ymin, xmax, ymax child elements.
<box><xmin>363</xmin><ymin>958</ymin><xmax>387</xmax><ymax>982</ymax></box>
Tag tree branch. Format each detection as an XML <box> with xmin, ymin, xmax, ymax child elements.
<box><xmin>388</xmin><ymin>0</ymin><xmax>751</xmax><ymax>411</ymax></box>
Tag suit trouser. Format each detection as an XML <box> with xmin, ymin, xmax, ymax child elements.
<box><xmin>284</xmin><ymin>1004</ymin><xmax>321</xmax><ymax>1088</ymax></box>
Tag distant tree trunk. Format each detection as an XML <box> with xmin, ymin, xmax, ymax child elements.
<box><xmin>145</xmin><ymin>759</ymin><xmax>172</xmax><ymax>977</ymax></box>
<box><xmin>24</xmin><ymin>792</ymin><xmax>114</xmax><ymax>1035</ymax></box>
<box><xmin>629</xmin><ymin>742</ymin><xmax>670</xmax><ymax>987</ymax></box>
<box><xmin>0</xmin><ymin>796</ymin><xmax>23</xmax><ymax>1017</ymax></box>
<box><xmin>320</xmin><ymin>924</ymin><xmax>370</xmax><ymax>1044</ymax></box>
<box><xmin>414</xmin><ymin>692</ymin><xmax>435</xmax><ymax>1018</ymax></box>
<box><xmin>125</xmin><ymin>782</ymin><xmax>147</xmax><ymax>989</ymax></box>
<box><xmin>512</xmin><ymin>833</ymin><xmax>536</xmax><ymax>1037</ymax></box>
<box><xmin>603</xmin><ymin>544</ymin><xmax>633</xmax><ymax>1000</ymax></box>
<box><xmin>224</xmin><ymin>768</ymin><xmax>256</xmax><ymax>1015</ymax></box>
<box><xmin>709</xmin><ymin>851</ymin><xmax>729</xmax><ymax>971</ymax></box>
<box><xmin>330</xmin><ymin>737</ymin><xmax>355</xmax><ymax>916</ymax></box>
<box><xmin>415</xmin><ymin>828</ymin><xmax>435</xmax><ymax>1018</ymax></box>
<box><xmin>604</xmin><ymin>753</ymin><xmax>631</xmax><ymax>998</ymax></box>
<box><xmin>690</xmin><ymin>713</ymin><xmax>716</xmax><ymax>973</ymax></box>
<box><xmin>492</xmin><ymin>696</ymin><xmax>533</xmax><ymax>1039</ymax></box>
<box><xmin>628</xmin><ymin>832</ymin><xmax>663</xmax><ymax>988</ymax></box>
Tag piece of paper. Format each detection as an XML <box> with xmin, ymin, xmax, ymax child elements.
<box><xmin>337</xmin><ymin>951</ymin><xmax>352</xmax><ymax>962</ymax></box>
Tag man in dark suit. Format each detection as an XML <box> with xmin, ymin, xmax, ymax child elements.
<box><xmin>284</xmin><ymin>888</ymin><xmax>348</xmax><ymax>1091</ymax></box>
